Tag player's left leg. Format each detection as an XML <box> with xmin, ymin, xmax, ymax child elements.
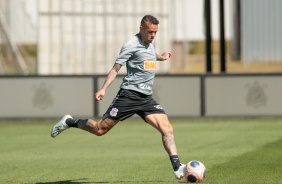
<box><xmin>145</xmin><ymin>113</ymin><xmax>185</xmax><ymax>179</ymax></box>
<box><xmin>145</xmin><ymin>114</ymin><xmax>177</xmax><ymax>155</ymax></box>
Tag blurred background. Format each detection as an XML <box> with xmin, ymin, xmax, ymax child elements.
<box><xmin>1</xmin><ymin>0</ymin><xmax>282</xmax><ymax>75</ymax></box>
<box><xmin>1</xmin><ymin>0</ymin><xmax>282</xmax><ymax>119</ymax></box>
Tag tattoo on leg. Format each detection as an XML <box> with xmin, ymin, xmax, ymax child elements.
<box><xmin>162</xmin><ymin>131</ymin><xmax>178</xmax><ymax>156</ymax></box>
<box><xmin>99</xmin><ymin>118</ymin><xmax>118</xmax><ymax>131</ymax></box>
<box><xmin>77</xmin><ymin>119</ymin><xmax>98</xmax><ymax>133</ymax></box>
<box><xmin>78</xmin><ymin>117</ymin><xmax>118</xmax><ymax>136</ymax></box>
<box><xmin>145</xmin><ymin>114</ymin><xmax>177</xmax><ymax>156</ymax></box>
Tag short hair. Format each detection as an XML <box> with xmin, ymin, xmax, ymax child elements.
<box><xmin>140</xmin><ymin>15</ymin><xmax>159</xmax><ymax>26</ymax></box>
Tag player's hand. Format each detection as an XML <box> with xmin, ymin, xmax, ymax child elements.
<box><xmin>160</xmin><ymin>52</ymin><xmax>172</xmax><ymax>61</ymax></box>
<box><xmin>95</xmin><ymin>89</ymin><xmax>105</xmax><ymax>101</ymax></box>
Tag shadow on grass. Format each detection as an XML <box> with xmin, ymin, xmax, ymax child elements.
<box><xmin>35</xmin><ymin>179</ymin><xmax>94</xmax><ymax>184</ymax></box>
<box><xmin>35</xmin><ymin>179</ymin><xmax>169</xmax><ymax>184</ymax></box>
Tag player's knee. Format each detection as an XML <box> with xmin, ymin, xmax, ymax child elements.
<box><xmin>95</xmin><ymin>130</ymin><xmax>108</xmax><ymax>136</ymax></box>
<box><xmin>165</xmin><ymin>122</ymin><xmax>173</xmax><ymax>131</ymax></box>
<box><xmin>160</xmin><ymin>122</ymin><xmax>174</xmax><ymax>135</ymax></box>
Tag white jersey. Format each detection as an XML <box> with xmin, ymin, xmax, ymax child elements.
<box><xmin>115</xmin><ymin>34</ymin><xmax>157</xmax><ymax>95</ymax></box>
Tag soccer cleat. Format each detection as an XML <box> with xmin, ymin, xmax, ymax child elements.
<box><xmin>50</xmin><ymin>115</ymin><xmax>72</xmax><ymax>138</ymax></box>
<box><xmin>174</xmin><ymin>163</ymin><xmax>186</xmax><ymax>180</ymax></box>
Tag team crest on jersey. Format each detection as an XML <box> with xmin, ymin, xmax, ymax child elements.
<box><xmin>110</xmin><ymin>107</ymin><xmax>118</xmax><ymax>117</ymax></box>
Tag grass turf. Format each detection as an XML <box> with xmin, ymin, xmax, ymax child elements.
<box><xmin>0</xmin><ymin>118</ymin><xmax>282</xmax><ymax>184</ymax></box>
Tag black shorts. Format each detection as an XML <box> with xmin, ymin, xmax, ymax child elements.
<box><xmin>104</xmin><ymin>89</ymin><xmax>166</xmax><ymax>121</ymax></box>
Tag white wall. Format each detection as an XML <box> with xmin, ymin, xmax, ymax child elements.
<box><xmin>241</xmin><ymin>0</ymin><xmax>282</xmax><ymax>62</ymax></box>
<box><xmin>37</xmin><ymin>0</ymin><xmax>172</xmax><ymax>75</ymax></box>
<box><xmin>172</xmin><ymin>0</ymin><xmax>233</xmax><ymax>41</ymax></box>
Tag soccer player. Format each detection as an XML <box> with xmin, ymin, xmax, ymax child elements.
<box><xmin>51</xmin><ymin>15</ymin><xmax>185</xmax><ymax>180</ymax></box>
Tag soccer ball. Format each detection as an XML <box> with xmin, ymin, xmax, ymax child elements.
<box><xmin>184</xmin><ymin>160</ymin><xmax>206</xmax><ymax>183</ymax></box>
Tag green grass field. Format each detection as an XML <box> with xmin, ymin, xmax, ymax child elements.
<box><xmin>0</xmin><ymin>118</ymin><xmax>282</xmax><ymax>184</ymax></box>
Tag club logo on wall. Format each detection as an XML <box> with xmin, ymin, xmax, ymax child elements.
<box><xmin>32</xmin><ymin>83</ymin><xmax>54</xmax><ymax>110</ymax></box>
<box><xmin>245</xmin><ymin>81</ymin><xmax>267</xmax><ymax>109</ymax></box>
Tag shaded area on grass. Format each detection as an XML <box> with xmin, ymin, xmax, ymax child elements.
<box><xmin>206</xmin><ymin>139</ymin><xmax>282</xmax><ymax>183</ymax></box>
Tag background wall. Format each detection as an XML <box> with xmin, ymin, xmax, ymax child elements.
<box><xmin>1</xmin><ymin>74</ymin><xmax>281</xmax><ymax>119</ymax></box>
<box><xmin>205</xmin><ymin>75</ymin><xmax>282</xmax><ymax>116</ymax></box>
<box><xmin>98</xmin><ymin>76</ymin><xmax>201</xmax><ymax>118</ymax></box>
<box><xmin>0</xmin><ymin>77</ymin><xmax>94</xmax><ymax>118</ymax></box>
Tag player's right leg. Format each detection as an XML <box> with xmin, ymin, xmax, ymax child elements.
<box><xmin>50</xmin><ymin>115</ymin><xmax>119</xmax><ymax>138</ymax></box>
<box><xmin>51</xmin><ymin>89</ymin><xmax>129</xmax><ymax>138</ymax></box>
<box><xmin>77</xmin><ymin>117</ymin><xmax>119</xmax><ymax>136</ymax></box>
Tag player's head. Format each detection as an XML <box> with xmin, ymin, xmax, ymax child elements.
<box><xmin>139</xmin><ymin>15</ymin><xmax>159</xmax><ymax>44</ymax></box>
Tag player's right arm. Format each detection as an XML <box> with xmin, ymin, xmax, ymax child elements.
<box><xmin>95</xmin><ymin>63</ymin><xmax>122</xmax><ymax>101</ymax></box>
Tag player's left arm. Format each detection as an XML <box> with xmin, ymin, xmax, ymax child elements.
<box><xmin>156</xmin><ymin>52</ymin><xmax>172</xmax><ymax>61</ymax></box>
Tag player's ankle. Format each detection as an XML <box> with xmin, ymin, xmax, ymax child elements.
<box><xmin>66</xmin><ymin>118</ymin><xmax>88</xmax><ymax>128</ymax></box>
<box><xmin>170</xmin><ymin>155</ymin><xmax>181</xmax><ymax>171</ymax></box>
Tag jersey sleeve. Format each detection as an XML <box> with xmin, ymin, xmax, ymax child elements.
<box><xmin>115</xmin><ymin>42</ymin><xmax>135</xmax><ymax>66</ymax></box>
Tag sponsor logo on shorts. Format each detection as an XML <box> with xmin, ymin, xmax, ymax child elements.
<box><xmin>154</xmin><ymin>105</ymin><xmax>163</xmax><ymax>110</ymax></box>
<box><xmin>110</xmin><ymin>108</ymin><xmax>118</xmax><ymax>117</ymax></box>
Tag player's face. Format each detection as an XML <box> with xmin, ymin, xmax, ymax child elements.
<box><xmin>140</xmin><ymin>21</ymin><xmax>158</xmax><ymax>44</ymax></box>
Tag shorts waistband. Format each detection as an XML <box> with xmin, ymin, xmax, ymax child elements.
<box><xmin>120</xmin><ymin>89</ymin><xmax>150</xmax><ymax>98</ymax></box>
